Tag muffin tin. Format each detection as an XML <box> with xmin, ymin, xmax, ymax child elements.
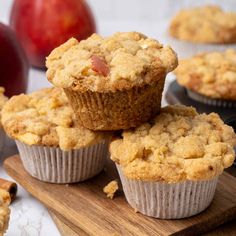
<box><xmin>166</xmin><ymin>80</ymin><xmax>235</xmax><ymax>122</ymax></box>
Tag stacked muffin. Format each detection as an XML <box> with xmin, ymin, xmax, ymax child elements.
<box><xmin>46</xmin><ymin>32</ymin><xmax>177</xmax><ymax>130</ymax></box>
<box><xmin>1</xmin><ymin>32</ymin><xmax>236</xmax><ymax>220</ymax></box>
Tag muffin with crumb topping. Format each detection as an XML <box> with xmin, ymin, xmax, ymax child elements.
<box><xmin>46</xmin><ymin>32</ymin><xmax>177</xmax><ymax>130</ymax></box>
<box><xmin>1</xmin><ymin>87</ymin><xmax>109</xmax><ymax>183</ymax></box>
<box><xmin>175</xmin><ymin>49</ymin><xmax>236</xmax><ymax>107</ymax></box>
<box><xmin>168</xmin><ymin>5</ymin><xmax>236</xmax><ymax>58</ymax></box>
<box><xmin>110</xmin><ymin>105</ymin><xmax>236</xmax><ymax>219</ymax></box>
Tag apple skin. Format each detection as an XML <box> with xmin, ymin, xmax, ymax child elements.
<box><xmin>10</xmin><ymin>0</ymin><xmax>96</xmax><ymax>69</ymax></box>
<box><xmin>0</xmin><ymin>23</ymin><xmax>29</xmax><ymax>97</ymax></box>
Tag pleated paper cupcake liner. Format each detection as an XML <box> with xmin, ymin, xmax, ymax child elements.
<box><xmin>63</xmin><ymin>77</ymin><xmax>165</xmax><ymax>131</ymax></box>
<box><xmin>116</xmin><ymin>164</ymin><xmax>218</xmax><ymax>219</ymax></box>
<box><xmin>165</xmin><ymin>34</ymin><xmax>236</xmax><ymax>59</ymax></box>
<box><xmin>187</xmin><ymin>89</ymin><xmax>236</xmax><ymax>108</ymax></box>
<box><xmin>16</xmin><ymin>140</ymin><xmax>109</xmax><ymax>183</ymax></box>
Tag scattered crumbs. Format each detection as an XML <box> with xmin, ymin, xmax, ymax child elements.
<box><xmin>65</xmin><ymin>184</ymin><xmax>69</xmax><ymax>187</ymax></box>
<box><xmin>103</xmin><ymin>180</ymin><xmax>119</xmax><ymax>199</ymax></box>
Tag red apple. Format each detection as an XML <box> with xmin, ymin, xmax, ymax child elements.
<box><xmin>0</xmin><ymin>23</ymin><xmax>29</xmax><ymax>97</ymax></box>
<box><xmin>10</xmin><ymin>0</ymin><xmax>96</xmax><ymax>69</ymax></box>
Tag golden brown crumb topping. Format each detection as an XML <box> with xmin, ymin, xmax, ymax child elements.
<box><xmin>0</xmin><ymin>189</ymin><xmax>10</xmax><ymax>235</ymax></box>
<box><xmin>169</xmin><ymin>5</ymin><xmax>236</xmax><ymax>44</ymax></box>
<box><xmin>103</xmin><ymin>180</ymin><xmax>119</xmax><ymax>199</ymax></box>
<box><xmin>46</xmin><ymin>32</ymin><xmax>177</xmax><ymax>92</ymax></box>
<box><xmin>0</xmin><ymin>88</ymin><xmax>8</xmax><ymax>128</ymax></box>
<box><xmin>1</xmin><ymin>88</ymin><xmax>106</xmax><ymax>150</ymax></box>
<box><xmin>110</xmin><ymin>105</ymin><xmax>236</xmax><ymax>183</ymax></box>
<box><xmin>175</xmin><ymin>49</ymin><xmax>236</xmax><ymax>100</ymax></box>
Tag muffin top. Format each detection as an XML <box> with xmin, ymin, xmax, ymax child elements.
<box><xmin>46</xmin><ymin>32</ymin><xmax>177</xmax><ymax>92</ymax></box>
<box><xmin>175</xmin><ymin>49</ymin><xmax>236</xmax><ymax>100</ymax></box>
<box><xmin>0</xmin><ymin>87</ymin><xmax>8</xmax><ymax>127</ymax></box>
<box><xmin>110</xmin><ymin>105</ymin><xmax>236</xmax><ymax>183</ymax></box>
<box><xmin>1</xmin><ymin>88</ymin><xmax>106</xmax><ymax>151</ymax></box>
<box><xmin>169</xmin><ymin>5</ymin><xmax>236</xmax><ymax>44</ymax></box>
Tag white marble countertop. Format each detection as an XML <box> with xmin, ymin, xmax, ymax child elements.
<box><xmin>1</xmin><ymin>0</ymin><xmax>235</xmax><ymax>235</ymax></box>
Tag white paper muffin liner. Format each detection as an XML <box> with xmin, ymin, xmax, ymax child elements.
<box><xmin>187</xmin><ymin>89</ymin><xmax>236</xmax><ymax>108</ymax></box>
<box><xmin>16</xmin><ymin>140</ymin><xmax>108</xmax><ymax>183</ymax></box>
<box><xmin>165</xmin><ymin>34</ymin><xmax>236</xmax><ymax>59</ymax></box>
<box><xmin>116</xmin><ymin>165</ymin><xmax>218</xmax><ymax>219</ymax></box>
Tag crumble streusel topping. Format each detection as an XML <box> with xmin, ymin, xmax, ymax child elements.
<box><xmin>175</xmin><ymin>49</ymin><xmax>236</xmax><ymax>100</ymax></box>
<box><xmin>46</xmin><ymin>32</ymin><xmax>177</xmax><ymax>92</ymax></box>
<box><xmin>110</xmin><ymin>105</ymin><xmax>236</xmax><ymax>182</ymax></box>
<box><xmin>1</xmin><ymin>88</ymin><xmax>106</xmax><ymax>150</ymax></box>
<box><xmin>169</xmin><ymin>5</ymin><xmax>236</xmax><ymax>44</ymax></box>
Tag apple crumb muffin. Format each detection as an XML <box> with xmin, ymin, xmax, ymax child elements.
<box><xmin>1</xmin><ymin>88</ymin><xmax>109</xmax><ymax>183</ymax></box>
<box><xmin>110</xmin><ymin>105</ymin><xmax>236</xmax><ymax>182</ymax></box>
<box><xmin>169</xmin><ymin>5</ymin><xmax>236</xmax><ymax>44</ymax></box>
<box><xmin>46</xmin><ymin>32</ymin><xmax>177</xmax><ymax>130</ymax></box>
<box><xmin>110</xmin><ymin>105</ymin><xmax>236</xmax><ymax>219</ymax></box>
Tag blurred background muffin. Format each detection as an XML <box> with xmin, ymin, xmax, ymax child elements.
<box><xmin>175</xmin><ymin>49</ymin><xmax>236</xmax><ymax>108</ymax></box>
<box><xmin>167</xmin><ymin>5</ymin><xmax>236</xmax><ymax>58</ymax></box>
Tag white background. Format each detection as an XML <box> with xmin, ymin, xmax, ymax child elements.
<box><xmin>0</xmin><ymin>1</ymin><xmax>236</xmax><ymax>235</ymax></box>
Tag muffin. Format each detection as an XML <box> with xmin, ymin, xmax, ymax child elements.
<box><xmin>1</xmin><ymin>88</ymin><xmax>109</xmax><ymax>183</ymax></box>
<box><xmin>175</xmin><ymin>49</ymin><xmax>236</xmax><ymax>107</ymax></box>
<box><xmin>110</xmin><ymin>105</ymin><xmax>236</xmax><ymax>219</ymax></box>
<box><xmin>167</xmin><ymin>5</ymin><xmax>236</xmax><ymax>58</ymax></box>
<box><xmin>0</xmin><ymin>189</ymin><xmax>10</xmax><ymax>236</ymax></box>
<box><xmin>46</xmin><ymin>32</ymin><xmax>177</xmax><ymax>130</ymax></box>
<box><xmin>0</xmin><ymin>88</ymin><xmax>8</xmax><ymax>154</ymax></box>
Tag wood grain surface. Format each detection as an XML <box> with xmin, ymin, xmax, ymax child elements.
<box><xmin>4</xmin><ymin>155</ymin><xmax>236</xmax><ymax>236</ymax></box>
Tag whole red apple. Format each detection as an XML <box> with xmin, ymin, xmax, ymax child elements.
<box><xmin>10</xmin><ymin>0</ymin><xmax>96</xmax><ymax>69</ymax></box>
<box><xmin>0</xmin><ymin>23</ymin><xmax>29</xmax><ymax>97</ymax></box>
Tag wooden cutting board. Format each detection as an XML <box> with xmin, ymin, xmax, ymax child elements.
<box><xmin>4</xmin><ymin>155</ymin><xmax>236</xmax><ymax>236</ymax></box>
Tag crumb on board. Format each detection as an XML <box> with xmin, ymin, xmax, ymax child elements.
<box><xmin>103</xmin><ymin>180</ymin><xmax>119</xmax><ymax>199</ymax></box>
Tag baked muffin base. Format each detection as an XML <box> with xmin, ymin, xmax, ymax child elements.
<box><xmin>117</xmin><ymin>165</ymin><xmax>218</xmax><ymax>219</ymax></box>
<box><xmin>16</xmin><ymin>140</ymin><xmax>108</xmax><ymax>183</ymax></box>
<box><xmin>64</xmin><ymin>77</ymin><xmax>165</xmax><ymax>131</ymax></box>
<box><xmin>187</xmin><ymin>89</ymin><xmax>236</xmax><ymax>108</ymax></box>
